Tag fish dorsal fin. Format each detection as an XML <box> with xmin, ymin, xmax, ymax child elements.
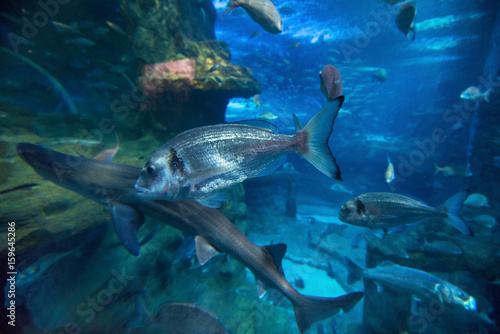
<box><xmin>379</xmin><ymin>260</ymin><xmax>396</xmax><ymax>267</ymax></box>
<box><xmin>256</xmin><ymin>279</ymin><xmax>268</xmax><ymax>299</ymax></box>
<box><xmin>230</xmin><ymin>119</ymin><xmax>279</xmax><ymax>132</ymax></box>
<box><xmin>196</xmin><ymin>192</ymin><xmax>231</xmax><ymax>208</ymax></box>
<box><xmin>195</xmin><ymin>236</ymin><xmax>220</xmax><ymax>265</ymax></box>
<box><xmin>263</xmin><ymin>243</ymin><xmax>287</xmax><ymax>271</ymax></box>
<box><xmin>293</xmin><ymin>114</ymin><xmax>302</xmax><ymax>131</ymax></box>
<box><xmin>110</xmin><ymin>203</ymin><xmax>145</xmax><ymax>256</ymax></box>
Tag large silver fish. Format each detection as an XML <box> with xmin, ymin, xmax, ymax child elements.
<box><xmin>225</xmin><ymin>0</ymin><xmax>283</xmax><ymax>34</ymax></box>
<box><xmin>344</xmin><ymin>258</ymin><xmax>476</xmax><ymax>312</ymax></box>
<box><xmin>337</xmin><ymin>191</ymin><xmax>473</xmax><ymax>236</ymax></box>
<box><xmin>136</xmin><ymin>96</ymin><xmax>344</xmax><ymax>207</ymax></box>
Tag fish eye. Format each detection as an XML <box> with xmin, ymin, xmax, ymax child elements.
<box><xmin>146</xmin><ymin>165</ymin><xmax>156</xmax><ymax>176</ymax></box>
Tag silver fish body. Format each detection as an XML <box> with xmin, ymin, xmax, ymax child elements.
<box><xmin>338</xmin><ymin>191</ymin><xmax>473</xmax><ymax>235</ymax></box>
<box><xmin>136</xmin><ymin>97</ymin><xmax>344</xmax><ymax>206</ymax></box>
<box><xmin>346</xmin><ymin>259</ymin><xmax>476</xmax><ymax>311</ymax></box>
<box><xmin>226</xmin><ymin>0</ymin><xmax>283</xmax><ymax>34</ymax></box>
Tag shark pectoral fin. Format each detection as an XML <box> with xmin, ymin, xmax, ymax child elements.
<box><xmin>262</xmin><ymin>243</ymin><xmax>287</xmax><ymax>272</ymax></box>
<box><xmin>195</xmin><ymin>236</ymin><xmax>220</xmax><ymax>265</ymax></box>
<box><xmin>256</xmin><ymin>279</ymin><xmax>268</xmax><ymax>299</ymax></box>
<box><xmin>110</xmin><ymin>203</ymin><xmax>145</xmax><ymax>256</ymax></box>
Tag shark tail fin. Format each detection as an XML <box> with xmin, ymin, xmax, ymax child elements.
<box><xmin>297</xmin><ymin>96</ymin><xmax>344</xmax><ymax>181</ymax></box>
<box><xmin>343</xmin><ymin>256</ymin><xmax>364</xmax><ymax>285</ymax></box>
<box><xmin>439</xmin><ymin>190</ymin><xmax>474</xmax><ymax>236</ymax></box>
<box><xmin>293</xmin><ymin>292</ymin><xmax>364</xmax><ymax>333</ymax></box>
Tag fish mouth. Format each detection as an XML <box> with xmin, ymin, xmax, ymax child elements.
<box><xmin>134</xmin><ymin>184</ymin><xmax>152</xmax><ymax>196</ymax></box>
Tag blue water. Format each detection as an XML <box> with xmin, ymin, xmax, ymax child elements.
<box><xmin>1</xmin><ymin>0</ymin><xmax>499</xmax><ymax>333</ymax></box>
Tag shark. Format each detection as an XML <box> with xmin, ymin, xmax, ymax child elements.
<box><xmin>16</xmin><ymin>143</ymin><xmax>364</xmax><ymax>333</ymax></box>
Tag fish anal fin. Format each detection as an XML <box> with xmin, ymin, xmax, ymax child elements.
<box><xmin>256</xmin><ymin>279</ymin><xmax>268</xmax><ymax>299</ymax></box>
<box><xmin>195</xmin><ymin>236</ymin><xmax>220</xmax><ymax>265</ymax></box>
<box><xmin>110</xmin><ymin>203</ymin><xmax>145</xmax><ymax>256</ymax></box>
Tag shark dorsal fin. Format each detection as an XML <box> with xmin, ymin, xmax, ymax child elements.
<box><xmin>195</xmin><ymin>236</ymin><xmax>220</xmax><ymax>265</ymax></box>
<box><xmin>263</xmin><ymin>243</ymin><xmax>287</xmax><ymax>271</ymax></box>
<box><xmin>110</xmin><ymin>203</ymin><xmax>145</xmax><ymax>256</ymax></box>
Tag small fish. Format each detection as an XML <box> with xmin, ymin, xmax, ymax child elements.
<box><xmin>464</xmin><ymin>193</ymin><xmax>489</xmax><ymax>207</ymax></box>
<box><xmin>278</xmin><ymin>6</ymin><xmax>295</xmax><ymax>15</ymax></box>
<box><xmin>225</xmin><ymin>0</ymin><xmax>283</xmax><ymax>34</ymax></box>
<box><xmin>372</xmin><ymin>68</ymin><xmax>387</xmax><ymax>82</ymax></box>
<box><xmin>52</xmin><ymin>21</ymin><xmax>82</xmax><ymax>35</ymax></box>
<box><xmin>460</xmin><ymin>86</ymin><xmax>491</xmax><ymax>102</ymax></box>
<box><xmin>106</xmin><ymin>21</ymin><xmax>127</xmax><ymax>36</ymax></box>
<box><xmin>207</xmin><ymin>64</ymin><xmax>220</xmax><ymax>73</ymax></box>
<box><xmin>396</xmin><ymin>1</ymin><xmax>416</xmax><ymax>41</ymax></box>
<box><xmin>338</xmin><ymin>191</ymin><xmax>474</xmax><ymax>236</ymax></box>
<box><xmin>344</xmin><ymin>258</ymin><xmax>476</xmax><ymax>311</ymax></box>
<box><xmin>68</xmin><ymin>37</ymin><xmax>96</xmax><ymax>47</ymax></box>
<box><xmin>249</xmin><ymin>31</ymin><xmax>260</xmax><ymax>39</ymax></box>
<box><xmin>319</xmin><ymin>64</ymin><xmax>343</xmax><ymax>101</ymax></box>
<box><xmin>330</xmin><ymin>183</ymin><xmax>353</xmax><ymax>195</ymax></box>
<box><xmin>379</xmin><ymin>0</ymin><xmax>405</xmax><ymax>4</ymax></box>
<box><xmin>289</xmin><ymin>42</ymin><xmax>301</xmax><ymax>49</ymax></box>
<box><xmin>135</xmin><ymin>97</ymin><xmax>345</xmax><ymax>207</ymax></box>
<box><xmin>38</xmin><ymin>138</ymin><xmax>101</xmax><ymax>147</ymax></box>
<box><xmin>434</xmin><ymin>163</ymin><xmax>472</xmax><ymax>177</ymax></box>
<box><xmin>421</xmin><ymin>238</ymin><xmax>462</xmax><ymax>255</ymax></box>
<box><xmin>93</xmin><ymin>135</ymin><xmax>119</xmax><ymax>163</ymax></box>
<box><xmin>472</xmin><ymin>214</ymin><xmax>497</xmax><ymax>228</ymax></box>
<box><xmin>385</xmin><ymin>156</ymin><xmax>395</xmax><ymax>184</ymax></box>
<box><xmin>253</xmin><ymin>94</ymin><xmax>261</xmax><ymax>108</ymax></box>
<box><xmin>0</xmin><ymin>183</ymin><xmax>39</xmax><ymax>195</ymax></box>
<box><xmin>257</xmin><ymin>112</ymin><xmax>278</xmax><ymax>121</ymax></box>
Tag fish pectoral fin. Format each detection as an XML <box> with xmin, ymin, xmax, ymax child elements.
<box><xmin>110</xmin><ymin>203</ymin><xmax>145</xmax><ymax>256</ymax></box>
<box><xmin>195</xmin><ymin>236</ymin><xmax>220</xmax><ymax>265</ymax></box>
<box><xmin>196</xmin><ymin>192</ymin><xmax>231</xmax><ymax>208</ymax></box>
<box><xmin>256</xmin><ymin>279</ymin><xmax>268</xmax><ymax>299</ymax></box>
<box><xmin>262</xmin><ymin>243</ymin><xmax>287</xmax><ymax>272</ymax></box>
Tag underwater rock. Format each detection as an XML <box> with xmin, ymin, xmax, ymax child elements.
<box><xmin>120</xmin><ymin>0</ymin><xmax>261</xmax><ymax>136</ymax></box>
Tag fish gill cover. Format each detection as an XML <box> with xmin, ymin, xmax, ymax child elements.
<box><xmin>1</xmin><ymin>0</ymin><xmax>500</xmax><ymax>333</ymax></box>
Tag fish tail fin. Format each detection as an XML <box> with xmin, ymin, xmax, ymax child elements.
<box><xmin>433</xmin><ymin>163</ymin><xmax>442</xmax><ymax>175</ymax></box>
<box><xmin>224</xmin><ymin>0</ymin><xmax>239</xmax><ymax>14</ymax></box>
<box><xmin>439</xmin><ymin>190</ymin><xmax>474</xmax><ymax>236</ymax></box>
<box><xmin>297</xmin><ymin>96</ymin><xmax>344</xmax><ymax>181</ymax></box>
<box><xmin>343</xmin><ymin>256</ymin><xmax>364</xmax><ymax>285</ymax></box>
<box><xmin>410</xmin><ymin>26</ymin><xmax>416</xmax><ymax>42</ymax></box>
<box><xmin>293</xmin><ymin>292</ymin><xmax>364</xmax><ymax>333</ymax></box>
<box><xmin>484</xmin><ymin>88</ymin><xmax>491</xmax><ymax>103</ymax></box>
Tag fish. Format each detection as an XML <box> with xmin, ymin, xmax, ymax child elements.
<box><xmin>127</xmin><ymin>296</ymin><xmax>229</xmax><ymax>333</ymax></box>
<box><xmin>67</xmin><ymin>37</ymin><xmax>96</xmax><ymax>47</ymax></box>
<box><xmin>337</xmin><ymin>191</ymin><xmax>474</xmax><ymax>236</ymax></box>
<box><xmin>135</xmin><ymin>96</ymin><xmax>345</xmax><ymax>207</ymax></box>
<box><xmin>253</xmin><ymin>94</ymin><xmax>261</xmax><ymax>108</ymax></box>
<box><xmin>289</xmin><ymin>42</ymin><xmax>301</xmax><ymax>49</ymax></box>
<box><xmin>372</xmin><ymin>68</ymin><xmax>387</xmax><ymax>82</ymax></box>
<box><xmin>37</xmin><ymin>138</ymin><xmax>101</xmax><ymax>147</ymax></box>
<box><xmin>0</xmin><ymin>183</ymin><xmax>39</xmax><ymax>194</ymax></box>
<box><xmin>396</xmin><ymin>1</ymin><xmax>416</xmax><ymax>41</ymax></box>
<box><xmin>319</xmin><ymin>64</ymin><xmax>343</xmax><ymax>101</ymax></box>
<box><xmin>464</xmin><ymin>193</ymin><xmax>490</xmax><ymax>207</ymax></box>
<box><xmin>329</xmin><ymin>183</ymin><xmax>353</xmax><ymax>195</ymax></box>
<box><xmin>421</xmin><ymin>238</ymin><xmax>462</xmax><ymax>255</ymax></box>
<box><xmin>378</xmin><ymin>0</ymin><xmax>405</xmax><ymax>4</ymax></box>
<box><xmin>225</xmin><ymin>0</ymin><xmax>283</xmax><ymax>34</ymax></box>
<box><xmin>385</xmin><ymin>156</ymin><xmax>395</xmax><ymax>184</ymax></box>
<box><xmin>434</xmin><ymin>163</ymin><xmax>472</xmax><ymax>177</ymax></box>
<box><xmin>472</xmin><ymin>214</ymin><xmax>497</xmax><ymax>228</ymax></box>
<box><xmin>460</xmin><ymin>86</ymin><xmax>491</xmax><ymax>102</ymax></box>
<box><xmin>249</xmin><ymin>31</ymin><xmax>260</xmax><ymax>39</ymax></box>
<box><xmin>16</xmin><ymin>143</ymin><xmax>364</xmax><ymax>334</ymax></box>
<box><xmin>257</xmin><ymin>111</ymin><xmax>278</xmax><ymax>121</ymax></box>
<box><xmin>106</xmin><ymin>21</ymin><xmax>127</xmax><ymax>36</ymax></box>
<box><xmin>51</xmin><ymin>21</ymin><xmax>82</xmax><ymax>35</ymax></box>
<box><xmin>344</xmin><ymin>258</ymin><xmax>476</xmax><ymax>311</ymax></box>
